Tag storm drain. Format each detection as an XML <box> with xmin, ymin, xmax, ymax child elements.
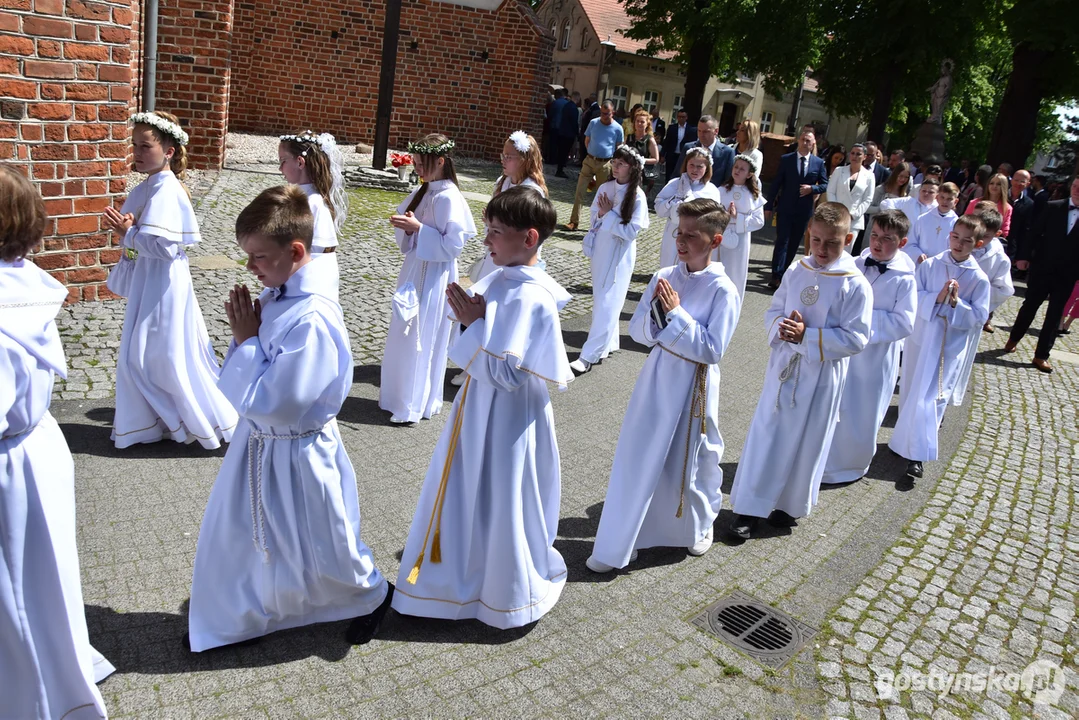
<box><xmin>690</xmin><ymin>590</ymin><xmax>817</xmax><ymax>668</ymax></box>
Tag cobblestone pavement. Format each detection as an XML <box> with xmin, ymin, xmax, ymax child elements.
<box><xmin>48</xmin><ymin>138</ymin><xmax>1078</xmax><ymax>718</ymax></box>
<box><xmin>52</xmin><ymin>159</ymin><xmax>631</xmax><ymax>400</ymax></box>
<box><xmin>815</xmin><ymin>296</ymin><xmax>1079</xmax><ymax>720</ymax></box>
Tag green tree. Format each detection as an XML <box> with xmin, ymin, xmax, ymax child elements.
<box><xmin>813</xmin><ymin>0</ymin><xmax>990</xmax><ymax>145</ymax></box>
<box><xmin>985</xmin><ymin>0</ymin><xmax>1079</xmax><ymax>170</ymax></box>
<box><xmin>620</xmin><ymin>0</ymin><xmax>821</xmax><ymax>124</ymax></box>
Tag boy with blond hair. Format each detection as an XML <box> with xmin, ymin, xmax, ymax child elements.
<box><xmin>729</xmin><ymin>202</ymin><xmax>873</xmax><ymax>539</ymax></box>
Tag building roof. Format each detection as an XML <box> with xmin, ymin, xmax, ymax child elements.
<box><xmin>576</xmin><ymin>0</ymin><xmax>675</xmax><ymax>60</ymax></box>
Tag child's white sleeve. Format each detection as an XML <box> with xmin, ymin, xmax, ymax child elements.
<box><xmin>414</xmin><ymin>195</ymin><xmax>476</xmax><ymax>263</ymax></box>
<box><xmin>611</xmin><ymin>188</ymin><xmax>650</xmax><ymax>242</ymax></box>
<box><xmin>869</xmin><ymin>275</ymin><xmax>917</xmax><ymax>345</ymax></box>
<box><xmin>657</xmin><ymin>284</ymin><xmax>741</xmax><ymax>364</ymax></box>
<box><xmin>654</xmin><ymin>179</ymin><xmax>680</xmax><ymax>219</ymax></box>
<box><xmin>130</xmin><ymin>228</ymin><xmax>185</xmax><ymax>260</ymax></box>
<box><xmin>939</xmin><ymin>276</ymin><xmax>991</xmax><ymax>330</ymax></box>
<box><xmin>217</xmin><ymin>317</ymin><xmax>338</xmax><ymax>425</ymax></box>
<box><xmin>628</xmin><ymin>275</ymin><xmax>661</xmax><ymax>346</ymax></box>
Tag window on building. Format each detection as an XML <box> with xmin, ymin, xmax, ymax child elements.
<box><xmin>611</xmin><ymin>86</ymin><xmax>628</xmax><ymax>111</ymax></box>
<box><xmin>560</xmin><ymin>21</ymin><xmax>571</xmax><ymax>50</ymax></box>
<box><xmin>642</xmin><ymin>90</ymin><xmax>659</xmax><ymax>114</ymax></box>
<box><xmin>671</xmin><ymin>95</ymin><xmax>684</xmax><ymax>123</ymax></box>
<box><xmin>581</xmin><ymin>29</ymin><xmax>588</xmax><ymax>50</ymax></box>
<box><xmin>760</xmin><ymin>111</ymin><xmax>774</xmax><ymax>133</ymax></box>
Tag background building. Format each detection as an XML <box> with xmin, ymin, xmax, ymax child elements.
<box><xmin>1</xmin><ymin>0</ymin><xmax>553</xmax><ymax>301</ymax></box>
<box><xmin>537</xmin><ymin>0</ymin><xmax>863</xmax><ymax>151</ymax></box>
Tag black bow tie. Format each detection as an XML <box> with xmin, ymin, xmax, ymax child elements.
<box><xmin>865</xmin><ymin>257</ymin><xmax>889</xmax><ymax>273</ymax></box>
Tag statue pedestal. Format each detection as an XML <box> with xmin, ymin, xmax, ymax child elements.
<box><xmin>910</xmin><ymin>121</ymin><xmax>946</xmax><ymax>164</ymax></box>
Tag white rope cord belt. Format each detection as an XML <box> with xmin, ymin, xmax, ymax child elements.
<box><xmin>1</xmin><ymin>423</ymin><xmax>37</xmax><ymax>441</ymax></box>
<box><xmin>247</xmin><ymin>426</ymin><xmax>323</xmax><ymax>560</ymax></box>
<box><xmin>774</xmin><ymin>352</ymin><xmax>802</xmax><ymax>411</ymax></box>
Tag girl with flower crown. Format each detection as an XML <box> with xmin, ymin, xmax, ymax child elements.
<box><xmin>102</xmin><ymin>111</ymin><xmax>238</xmax><ymax>449</ymax></box>
<box><xmin>278</xmin><ymin>131</ymin><xmax>348</xmax><ymax>301</ymax></box>
<box><xmin>569</xmin><ymin>144</ymin><xmax>649</xmax><ymax>374</ymax></box>
<box><xmin>450</xmin><ymin>131</ymin><xmax>548</xmax><ymax>387</ymax></box>
<box><xmin>654</xmin><ymin>146</ymin><xmax>721</xmax><ymax>268</ymax></box>
<box><xmin>717</xmin><ymin>154</ymin><xmax>767</xmax><ymax>302</ymax></box>
<box><xmin>380</xmin><ymin>133</ymin><xmax>477</xmax><ymax>423</ymax></box>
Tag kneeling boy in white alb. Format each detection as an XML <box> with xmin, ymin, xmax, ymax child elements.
<box><xmin>889</xmin><ymin>215</ymin><xmax>990</xmax><ymax>480</ymax></box>
<box><xmin>822</xmin><ymin>210</ymin><xmax>917</xmax><ymax>485</ymax></box>
<box><xmin>188</xmin><ymin>186</ymin><xmax>390</xmax><ymax>651</ymax></box>
<box><xmin>728</xmin><ymin>203</ymin><xmax>873</xmax><ymax>539</ymax></box>
<box><xmin>587</xmin><ymin>199</ymin><xmax>740</xmax><ymax>572</ymax></box>
<box><xmin>393</xmin><ymin>187</ymin><xmax>573</xmax><ymax>629</ymax></box>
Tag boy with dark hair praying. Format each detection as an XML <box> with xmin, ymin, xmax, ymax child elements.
<box><xmin>188</xmin><ymin>185</ymin><xmax>391</xmax><ymax>651</ymax></box>
<box><xmin>393</xmin><ymin>187</ymin><xmax>574</xmax><ymax>628</ymax></box>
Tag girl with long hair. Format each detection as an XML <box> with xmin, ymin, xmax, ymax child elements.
<box><xmin>101</xmin><ymin>111</ymin><xmax>238</xmax><ymax>449</ymax></box>
<box><xmin>381</xmin><ymin>133</ymin><xmax>477</xmax><ymax>424</ymax></box>
<box><xmin>278</xmin><ymin>130</ymin><xmax>348</xmax><ymax>299</ymax></box>
<box><xmin>965</xmin><ymin>172</ymin><xmax>1012</xmax><ymax>237</ymax></box>
<box><xmin>571</xmin><ymin>144</ymin><xmax>649</xmax><ymax>374</ymax></box>
<box><xmin>718</xmin><ymin>155</ymin><xmax>766</xmax><ymax>301</ymax></box>
<box><xmin>654</xmin><ymin>146</ymin><xmax>720</xmax><ymax>267</ymax></box>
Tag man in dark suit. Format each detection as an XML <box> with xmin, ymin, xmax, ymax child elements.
<box><xmin>681</xmin><ymin>114</ymin><xmax>734</xmax><ymax>189</ymax></box>
<box><xmin>764</xmin><ymin>127</ymin><xmax>830</xmax><ymax>287</ymax></box>
<box><xmin>1006</xmin><ymin>169</ymin><xmax>1033</xmax><ymax>258</ymax></box>
<box><xmin>1004</xmin><ymin>176</ymin><xmax>1079</xmax><ymax>373</ymax></box>
<box><xmin>650</xmin><ymin>107</ymin><xmax>666</xmax><ymax>146</ymax></box>
<box><xmin>661</xmin><ymin>109</ymin><xmax>695</xmax><ymax>182</ymax></box>
<box><xmin>864</xmin><ymin>141</ymin><xmax>889</xmax><ymax>188</ymax></box>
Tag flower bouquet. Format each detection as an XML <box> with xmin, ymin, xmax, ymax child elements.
<box><xmin>391</xmin><ymin>152</ymin><xmax>413</xmax><ymax>181</ymax></box>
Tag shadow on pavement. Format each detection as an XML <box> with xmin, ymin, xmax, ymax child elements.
<box><xmin>377</xmin><ymin>611</ymin><xmax>538</xmax><ymax>644</ymax></box>
<box><xmin>60</xmin><ymin>416</ymin><xmax>228</xmax><ymax>460</ymax></box>
<box><xmin>86</xmin><ymin>604</ymin><xmax>351</xmax><ymax>673</ymax></box>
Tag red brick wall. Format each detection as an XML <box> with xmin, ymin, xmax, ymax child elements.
<box><xmin>229</xmin><ymin>0</ymin><xmax>554</xmax><ymax>160</ymax></box>
<box><xmin>0</xmin><ymin>0</ymin><xmax>133</xmax><ymax>302</ymax></box>
<box><xmin>153</xmin><ymin>0</ymin><xmax>232</xmax><ymax>169</ymax></box>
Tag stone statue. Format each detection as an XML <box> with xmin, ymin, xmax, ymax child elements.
<box><xmin>927</xmin><ymin>59</ymin><xmax>954</xmax><ymax>125</ymax></box>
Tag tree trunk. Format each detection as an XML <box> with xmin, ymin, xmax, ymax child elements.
<box><xmin>682</xmin><ymin>33</ymin><xmax>713</xmax><ymax>125</ymax></box>
<box><xmin>986</xmin><ymin>42</ymin><xmax>1048</xmax><ymax>171</ymax></box>
<box><xmin>867</xmin><ymin>64</ymin><xmax>897</xmax><ymax>145</ymax></box>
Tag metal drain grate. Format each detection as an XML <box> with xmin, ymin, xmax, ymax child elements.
<box><xmin>691</xmin><ymin>590</ymin><xmax>817</xmax><ymax>668</ymax></box>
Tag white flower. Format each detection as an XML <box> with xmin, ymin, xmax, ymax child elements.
<box><xmin>618</xmin><ymin>143</ymin><xmax>646</xmax><ymax>168</ymax></box>
<box><xmin>130</xmin><ymin>112</ymin><xmax>189</xmax><ymax>146</ymax></box>
<box><xmin>509</xmin><ymin>131</ymin><xmax>531</xmax><ymax>154</ymax></box>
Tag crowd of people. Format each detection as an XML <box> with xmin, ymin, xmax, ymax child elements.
<box><xmin>3</xmin><ymin>106</ymin><xmax>1078</xmax><ymax>718</ymax></box>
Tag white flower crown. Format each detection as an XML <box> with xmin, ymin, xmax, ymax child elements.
<box><xmin>130</xmin><ymin>112</ymin><xmax>189</xmax><ymax>146</ymax></box>
<box><xmin>508</xmin><ymin>130</ymin><xmax>531</xmax><ymax>154</ymax></box>
<box><xmin>279</xmin><ymin>130</ymin><xmax>338</xmax><ymax>157</ymax></box>
<box><xmin>617</xmin><ymin>143</ymin><xmax>646</xmax><ymax>168</ymax></box>
<box><xmin>683</xmin><ymin>146</ymin><xmax>713</xmax><ymax>165</ymax></box>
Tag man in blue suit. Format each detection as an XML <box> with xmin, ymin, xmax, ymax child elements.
<box><xmin>765</xmin><ymin>127</ymin><xmax>829</xmax><ymax>288</ymax></box>
<box><xmin>865</xmin><ymin>140</ymin><xmax>889</xmax><ymax>187</ymax></box>
<box><xmin>681</xmin><ymin>115</ymin><xmax>734</xmax><ymax>189</ymax></box>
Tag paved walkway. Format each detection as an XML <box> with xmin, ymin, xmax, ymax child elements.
<box><xmin>53</xmin><ymin>155</ymin><xmax>1078</xmax><ymax>718</ymax></box>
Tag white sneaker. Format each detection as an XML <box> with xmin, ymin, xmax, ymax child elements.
<box><xmin>688</xmin><ymin>528</ymin><xmax>713</xmax><ymax>556</ymax></box>
<box><xmin>585</xmin><ymin>550</ymin><xmax>637</xmax><ymax>573</ymax></box>
<box><xmin>450</xmin><ymin>372</ymin><xmax>465</xmax><ymax>386</ymax></box>
<box><xmin>569</xmin><ymin>358</ymin><xmax>592</xmax><ymax>374</ymax></box>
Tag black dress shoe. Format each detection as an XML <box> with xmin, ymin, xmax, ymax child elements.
<box><xmin>346</xmin><ymin>582</ymin><xmax>395</xmax><ymax>645</ymax></box>
<box><xmin>555</xmin><ymin>171</ymin><xmax>569</xmax><ymax>178</ymax></box>
<box><xmin>767</xmin><ymin>509</ymin><xmax>798</xmax><ymax>527</ymax></box>
<box><xmin>905</xmin><ymin>460</ymin><xmax>924</xmax><ymax>479</ymax></box>
<box><xmin>729</xmin><ymin>514</ymin><xmax>758</xmax><ymax>540</ymax></box>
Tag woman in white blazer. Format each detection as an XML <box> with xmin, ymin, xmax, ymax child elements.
<box><xmin>826</xmin><ymin>143</ymin><xmax>876</xmax><ymax>232</ymax></box>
